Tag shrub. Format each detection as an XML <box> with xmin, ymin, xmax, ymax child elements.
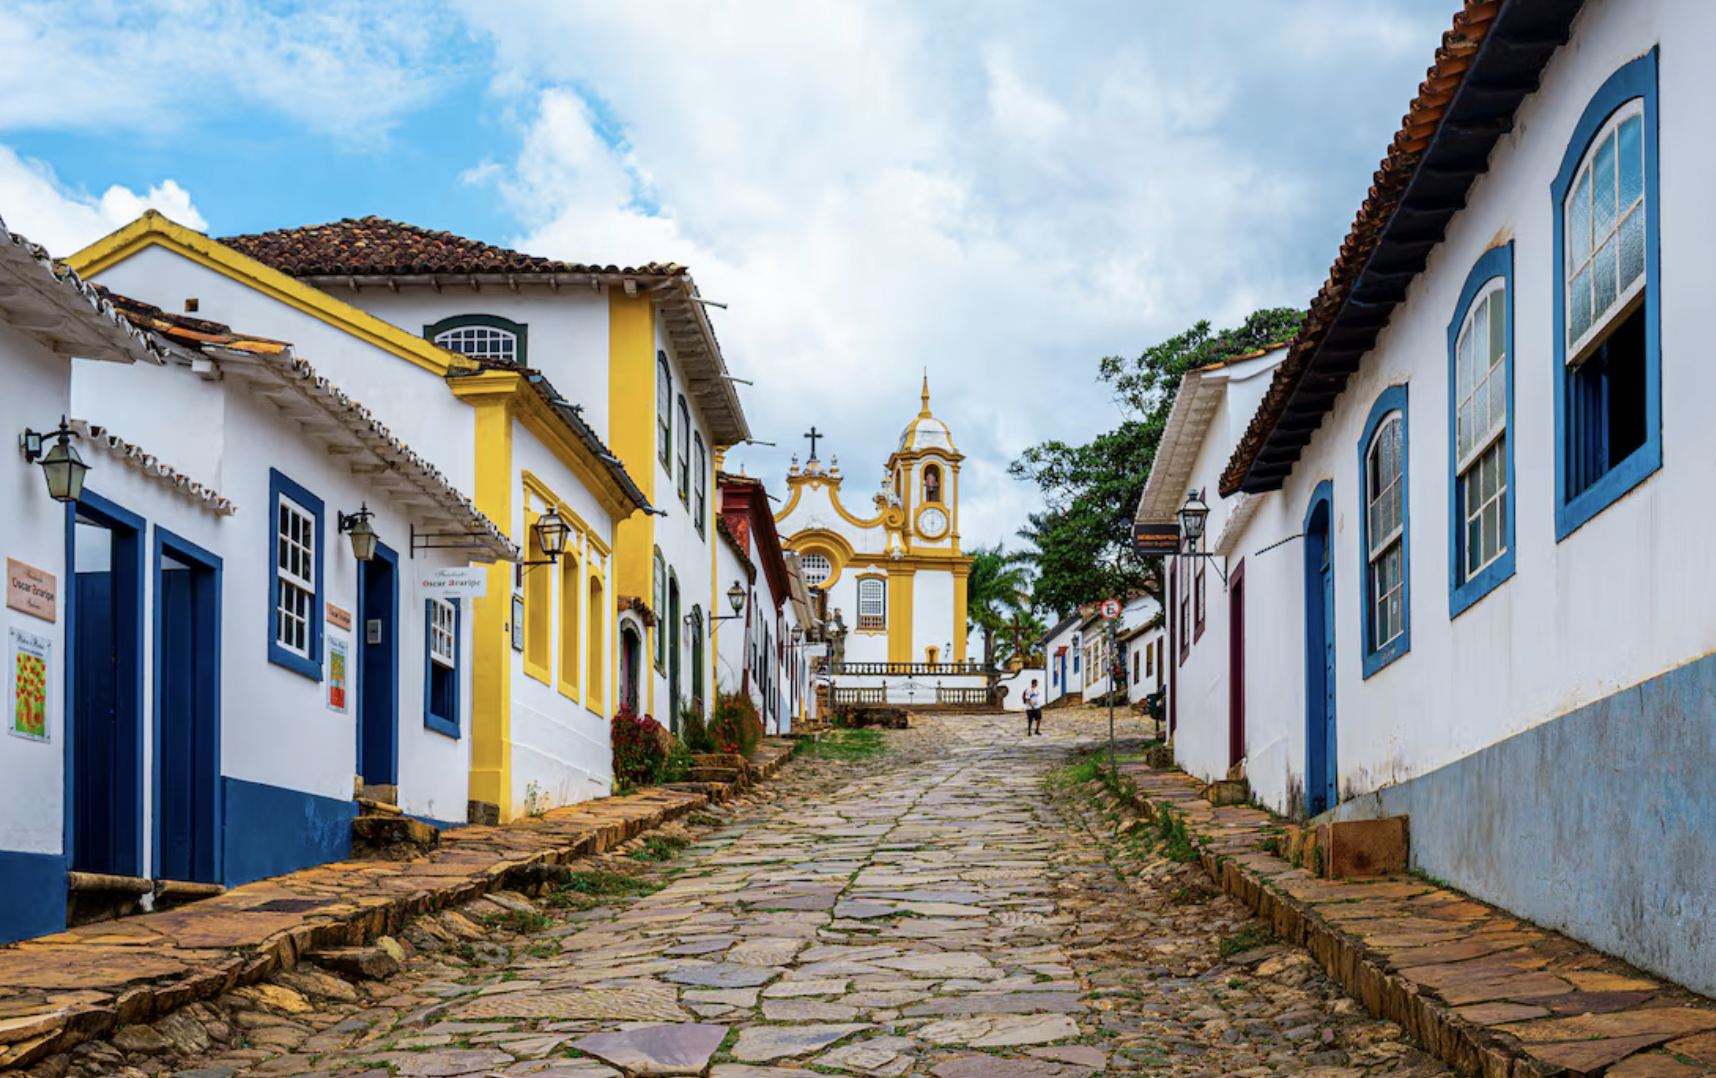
<box><xmin>680</xmin><ymin>699</ymin><xmax>716</xmax><ymax>753</ymax></box>
<box><xmin>709</xmin><ymin>690</ymin><xmax>763</xmax><ymax>757</ymax></box>
<box><xmin>662</xmin><ymin>740</ymin><xmax>692</xmax><ymax>783</ymax></box>
<box><xmin>612</xmin><ymin>706</ymin><xmax>669</xmax><ymax>790</ymax></box>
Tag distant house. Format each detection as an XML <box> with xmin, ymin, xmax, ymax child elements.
<box><xmin>1038</xmin><ymin>613</ymin><xmax>1083</xmax><ymax>704</ymax></box>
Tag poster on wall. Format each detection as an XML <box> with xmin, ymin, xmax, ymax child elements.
<box><xmin>327</xmin><ymin>636</ymin><xmax>350</xmax><ymax>714</ymax></box>
<box><xmin>9</xmin><ymin>628</ymin><xmax>50</xmax><ymax>741</ymax></box>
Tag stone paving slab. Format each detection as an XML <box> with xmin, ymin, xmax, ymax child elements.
<box><xmin>0</xmin><ymin>741</ymin><xmax>797</xmax><ymax>1070</ymax></box>
<box><xmin>1112</xmin><ymin>756</ymin><xmax>1716</xmax><ymax>1078</ymax></box>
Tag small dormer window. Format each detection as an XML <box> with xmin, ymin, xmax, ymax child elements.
<box><xmin>425</xmin><ymin>315</ymin><xmax>528</xmax><ymax>367</ymax></box>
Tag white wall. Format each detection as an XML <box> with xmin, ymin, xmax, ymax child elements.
<box><xmin>911</xmin><ymin>570</ymin><xmax>955</xmax><ymax>664</ymax></box>
<box><xmin>0</xmin><ymin>326</ymin><xmax>72</xmax><ymax>858</ymax></box>
<box><xmin>506</xmin><ymin>418</ymin><xmax>617</xmax><ymax>812</ymax></box>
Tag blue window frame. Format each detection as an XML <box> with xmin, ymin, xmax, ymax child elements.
<box><xmin>268</xmin><ymin>470</ymin><xmax>323</xmax><ymax>680</ymax></box>
<box><xmin>1358</xmin><ymin>385</ymin><xmax>1410</xmax><ymax>677</ymax></box>
<box><xmin>424</xmin><ymin>597</ymin><xmax>461</xmax><ymax>738</ymax></box>
<box><xmin>1552</xmin><ymin>49</ymin><xmax>1661</xmax><ymax>540</ymax></box>
<box><xmin>1448</xmin><ymin>244</ymin><xmax>1516</xmax><ymax>617</ymax></box>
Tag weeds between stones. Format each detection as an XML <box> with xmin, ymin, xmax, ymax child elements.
<box><xmin>556</xmin><ymin>869</ymin><xmax>663</xmax><ymax>897</ymax></box>
<box><xmin>1170</xmin><ymin>885</ymin><xmax>1217</xmax><ymax>905</ymax></box>
<box><xmin>480</xmin><ymin>909</ymin><xmax>551</xmax><ymax>934</ymax></box>
<box><xmin>801</xmin><ymin>728</ymin><xmax>888</xmax><ymax>760</ymax></box>
<box><xmin>629</xmin><ymin>834</ymin><xmax>693</xmax><ymax>862</ymax></box>
<box><xmin>1219</xmin><ymin>923</ymin><xmax>1274</xmax><ymax>957</ymax></box>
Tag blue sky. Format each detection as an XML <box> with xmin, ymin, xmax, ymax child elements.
<box><xmin>0</xmin><ymin>0</ymin><xmax>1456</xmax><ymax>550</ymax></box>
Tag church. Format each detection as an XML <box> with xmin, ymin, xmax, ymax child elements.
<box><xmin>774</xmin><ymin>379</ymin><xmax>973</xmax><ymax>668</ymax></box>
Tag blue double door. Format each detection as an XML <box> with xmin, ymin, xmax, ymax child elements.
<box><xmin>70</xmin><ymin>494</ymin><xmax>223</xmax><ymax>885</ymax></box>
<box><xmin>1303</xmin><ymin>496</ymin><xmax>1338</xmax><ymax>817</ymax></box>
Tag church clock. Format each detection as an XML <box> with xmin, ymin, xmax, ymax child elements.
<box><xmin>916</xmin><ymin>506</ymin><xmax>948</xmax><ymax>539</ymax></box>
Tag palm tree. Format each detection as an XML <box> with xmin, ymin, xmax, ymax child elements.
<box><xmin>965</xmin><ymin>545</ymin><xmax>1033</xmax><ymax>670</ymax></box>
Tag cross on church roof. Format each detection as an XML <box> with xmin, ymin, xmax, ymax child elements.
<box><xmin>804</xmin><ymin>426</ymin><xmax>824</xmax><ymax>460</ymax></box>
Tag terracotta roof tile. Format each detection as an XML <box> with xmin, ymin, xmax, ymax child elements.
<box><xmin>220</xmin><ymin>216</ymin><xmax>688</xmax><ymax>280</ymax></box>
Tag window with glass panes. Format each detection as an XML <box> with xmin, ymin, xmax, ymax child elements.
<box><xmin>1366</xmin><ymin>415</ymin><xmax>1406</xmax><ymax>652</ymax></box>
<box><xmin>801</xmin><ymin>554</ymin><xmax>832</xmax><ymax>588</ymax></box>
<box><xmin>276</xmin><ymin>494</ymin><xmax>316</xmax><ymax>658</ymax></box>
<box><xmin>657</xmin><ymin>353</ymin><xmax>672</xmax><ymax>471</ymax></box>
<box><xmin>434</xmin><ymin>325</ymin><xmax>517</xmax><ymax>365</ymax></box>
<box><xmin>1456</xmin><ymin>281</ymin><xmax>1508</xmax><ymax>579</ymax></box>
<box><xmin>694</xmin><ymin>434</ymin><xmax>707</xmax><ymax>537</ymax></box>
<box><xmin>677</xmin><ymin>397</ymin><xmax>691</xmax><ymax>506</ymax></box>
<box><xmin>857</xmin><ymin>578</ymin><xmax>886</xmax><ymax>630</ymax></box>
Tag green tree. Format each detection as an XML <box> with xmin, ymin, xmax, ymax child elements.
<box><xmin>964</xmin><ymin>544</ymin><xmax>1033</xmax><ymax>669</ymax></box>
<box><xmin>1011</xmin><ymin>307</ymin><xmax>1303</xmax><ymax>616</ymax></box>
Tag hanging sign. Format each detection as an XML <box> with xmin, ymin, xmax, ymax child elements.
<box><xmin>326</xmin><ymin>602</ymin><xmax>352</xmax><ymax>632</ymax></box>
<box><xmin>6</xmin><ymin>560</ymin><xmax>56</xmax><ymax>622</ymax></box>
<box><xmin>420</xmin><ymin>566</ymin><xmax>488</xmax><ymax>600</ymax></box>
<box><xmin>1100</xmin><ymin>599</ymin><xmax>1122</xmax><ymax>620</ymax></box>
<box><xmin>1132</xmin><ymin>523</ymin><xmax>1181</xmax><ymax>557</ymax></box>
<box><xmin>9</xmin><ymin>628</ymin><xmax>50</xmax><ymax>742</ymax></box>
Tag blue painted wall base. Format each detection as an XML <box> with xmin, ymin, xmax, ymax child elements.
<box><xmin>1328</xmin><ymin>649</ymin><xmax>1716</xmax><ymax>996</ymax></box>
<box><xmin>0</xmin><ymin>850</ymin><xmax>67</xmax><ymax>945</ymax></box>
<box><xmin>222</xmin><ymin>777</ymin><xmax>357</xmax><ymax>888</ymax></box>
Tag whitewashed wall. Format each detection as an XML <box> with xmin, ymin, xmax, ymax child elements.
<box><xmin>507</xmin><ymin>418</ymin><xmax>617</xmax><ymax>811</ymax></box>
<box><xmin>0</xmin><ymin>327</ymin><xmax>72</xmax><ymax>860</ymax></box>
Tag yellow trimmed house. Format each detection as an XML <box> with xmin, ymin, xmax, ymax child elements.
<box><xmin>775</xmin><ymin>378</ymin><xmax>973</xmax><ymax>670</ymax></box>
<box><xmin>69</xmin><ymin>212</ymin><xmax>654</xmax><ymax>822</ymax></box>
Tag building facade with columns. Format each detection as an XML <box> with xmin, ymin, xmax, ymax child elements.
<box><xmin>774</xmin><ymin>380</ymin><xmax>972</xmax><ymax>672</ymax></box>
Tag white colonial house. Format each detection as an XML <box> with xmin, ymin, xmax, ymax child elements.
<box><xmin>70</xmin><ymin>214</ymin><xmax>659</xmax><ymax>822</ymax></box>
<box><xmin>1178</xmin><ymin>0</ymin><xmax>1716</xmax><ymax>996</ymax></box>
<box><xmin>1038</xmin><ymin>613</ymin><xmax>1085</xmax><ymax>705</ymax></box>
<box><xmin>1135</xmin><ymin>345</ymin><xmax>1289</xmax><ymax>790</ymax></box>
<box><xmin>1079</xmin><ymin>594</ymin><xmax>1160</xmax><ymax>704</ymax></box>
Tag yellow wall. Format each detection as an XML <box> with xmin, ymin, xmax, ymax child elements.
<box><xmin>463</xmin><ymin>387</ymin><xmax>515</xmax><ymax>815</ymax></box>
<box><xmin>886</xmin><ymin>567</ymin><xmax>915</xmax><ymax>663</ymax></box>
<box><xmin>952</xmin><ymin>564</ymin><xmax>970</xmax><ymax>663</ymax></box>
<box><xmin>608</xmin><ymin>293</ymin><xmax>657</xmax><ymax>714</ymax></box>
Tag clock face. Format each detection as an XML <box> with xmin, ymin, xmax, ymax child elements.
<box><xmin>917</xmin><ymin>507</ymin><xmax>948</xmax><ymax>537</ymax></box>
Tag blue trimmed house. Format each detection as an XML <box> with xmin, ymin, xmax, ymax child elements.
<box><xmin>1169</xmin><ymin>0</ymin><xmax>1716</xmax><ymax>995</ymax></box>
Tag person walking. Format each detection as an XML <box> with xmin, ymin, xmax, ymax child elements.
<box><xmin>1023</xmin><ymin>679</ymin><xmax>1043</xmax><ymax>736</ymax></box>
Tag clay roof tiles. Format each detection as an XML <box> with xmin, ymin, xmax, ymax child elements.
<box><xmin>221</xmin><ymin>216</ymin><xmax>687</xmax><ymax>280</ymax></box>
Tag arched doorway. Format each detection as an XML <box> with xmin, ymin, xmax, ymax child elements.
<box><xmin>620</xmin><ymin>623</ymin><xmax>641</xmax><ymax>714</ymax></box>
<box><xmin>1302</xmin><ymin>481</ymin><xmax>1337</xmax><ymax>817</ymax></box>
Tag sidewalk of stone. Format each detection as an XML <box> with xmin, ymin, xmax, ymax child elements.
<box><xmin>0</xmin><ymin>740</ymin><xmax>798</xmax><ymax>1070</ymax></box>
<box><xmin>1109</xmin><ymin>760</ymin><xmax>1716</xmax><ymax>1078</ymax></box>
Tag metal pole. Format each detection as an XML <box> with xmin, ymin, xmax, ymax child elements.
<box><xmin>1107</xmin><ymin>618</ymin><xmax>1117</xmax><ymax>774</ymax></box>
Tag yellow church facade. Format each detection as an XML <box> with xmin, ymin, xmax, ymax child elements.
<box><xmin>775</xmin><ymin>380</ymin><xmax>973</xmax><ymax>667</ymax></box>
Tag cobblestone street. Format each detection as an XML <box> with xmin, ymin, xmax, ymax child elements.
<box><xmin>48</xmin><ymin>713</ymin><xmax>1454</xmax><ymax>1078</ymax></box>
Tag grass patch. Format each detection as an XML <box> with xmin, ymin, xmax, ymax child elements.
<box><xmin>687</xmin><ymin>812</ymin><xmax>723</xmax><ymax>828</ymax></box>
<box><xmin>480</xmin><ymin>909</ymin><xmax>551</xmax><ymax>934</ymax></box>
<box><xmin>629</xmin><ymin>835</ymin><xmax>693</xmax><ymax>862</ymax></box>
<box><xmin>1169</xmin><ymin>885</ymin><xmax>1216</xmax><ymax>906</ymax></box>
<box><xmin>557</xmin><ymin>870</ymin><xmax>663</xmax><ymax>897</ymax></box>
<box><xmin>1154</xmin><ymin>806</ymin><xmax>1198</xmax><ymax>864</ymax></box>
<box><xmin>526</xmin><ymin>942</ymin><xmax>558</xmax><ymax>959</ymax></box>
<box><xmin>1218</xmin><ymin>924</ymin><xmax>1275</xmax><ymax>958</ymax></box>
<box><xmin>801</xmin><ymin>728</ymin><xmax>888</xmax><ymax>761</ymax></box>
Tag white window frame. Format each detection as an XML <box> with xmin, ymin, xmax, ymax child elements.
<box><xmin>434</xmin><ymin>325</ymin><xmax>518</xmax><ymax>365</ymax></box>
<box><xmin>801</xmin><ymin>554</ymin><xmax>832</xmax><ymax>588</ymax></box>
<box><xmin>1565</xmin><ymin>99</ymin><xmax>1647</xmax><ymax>366</ymax></box>
<box><xmin>1456</xmin><ymin>280</ymin><xmax>1508</xmax><ymax>578</ymax></box>
<box><xmin>657</xmin><ymin>355</ymin><xmax>673</xmax><ymax>469</ymax></box>
<box><xmin>429</xmin><ymin>598</ymin><xmax>457</xmax><ymax>669</ymax></box>
<box><xmin>857</xmin><ymin>577</ymin><xmax>886</xmax><ymax>630</ymax></box>
<box><xmin>1365</xmin><ymin>414</ymin><xmax>1405</xmax><ymax>651</ymax></box>
<box><xmin>276</xmin><ymin>493</ymin><xmax>316</xmax><ymax>659</ymax></box>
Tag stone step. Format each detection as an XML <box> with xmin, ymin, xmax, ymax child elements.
<box><xmin>352</xmin><ymin>814</ymin><xmax>441</xmax><ymax>859</ymax></box>
<box><xmin>687</xmin><ymin>767</ymin><xmax>744</xmax><ymax>784</ymax></box>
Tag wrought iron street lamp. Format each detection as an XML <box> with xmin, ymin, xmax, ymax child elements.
<box><xmin>1176</xmin><ymin>487</ymin><xmax>1228</xmax><ymax>585</ymax></box>
<box><xmin>338</xmin><ymin>503</ymin><xmax>379</xmax><ymax>562</ymax></box>
<box><xmin>21</xmin><ymin>419</ymin><xmax>88</xmax><ymax>504</ymax></box>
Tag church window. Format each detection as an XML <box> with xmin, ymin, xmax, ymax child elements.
<box><xmin>657</xmin><ymin>352</ymin><xmax>672</xmax><ymax>473</ymax></box>
<box><xmin>425</xmin><ymin>314</ymin><xmax>526</xmax><ymax>366</ymax></box>
<box><xmin>677</xmin><ymin>396</ymin><xmax>691</xmax><ymax>507</ymax></box>
<box><xmin>857</xmin><ymin>578</ymin><xmax>886</xmax><ymax>631</ymax></box>
<box><xmin>801</xmin><ymin>554</ymin><xmax>832</xmax><ymax>588</ymax></box>
<box><xmin>923</xmin><ymin>465</ymin><xmax>942</xmax><ymax>504</ymax></box>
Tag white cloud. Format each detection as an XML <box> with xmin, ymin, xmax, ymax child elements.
<box><xmin>0</xmin><ymin>0</ymin><xmax>465</xmax><ymax>142</ymax></box>
<box><xmin>0</xmin><ymin>145</ymin><xmax>206</xmax><ymax>256</ymax></box>
<box><xmin>448</xmin><ymin>0</ymin><xmax>1448</xmax><ymax>557</ymax></box>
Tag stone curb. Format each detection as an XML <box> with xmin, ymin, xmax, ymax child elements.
<box><xmin>1102</xmin><ymin>766</ymin><xmax>1579</xmax><ymax>1078</ymax></box>
<box><xmin>0</xmin><ymin>739</ymin><xmax>799</xmax><ymax>1073</ymax></box>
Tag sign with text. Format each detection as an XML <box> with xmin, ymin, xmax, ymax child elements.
<box><xmin>6</xmin><ymin>560</ymin><xmax>56</xmax><ymax>623</ymax></box>
<box><xmin>419</xmin><ymin>566</ymin><xmax>488</xmax><ymax>600</ymax></box>
<box><xmin>801</xmin><ymin>643</ymin><xmax>829</xmax><ymax>658</ymax></box>
<box><xmin>9</xmin><ymin>628</ymin><xmax>50</xmax><ymax>742</ymax></box>
<box><xmin>1132</xmin><ymin>523</ymin><xmax>1181</xmax><ymax>557</ymax></box>
<box><xmin>326</xmin><ymin>603</ymin><xmax>352</xmax><ymax>632</ymax></box>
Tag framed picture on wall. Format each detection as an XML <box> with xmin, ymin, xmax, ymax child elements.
<box><xmin>511</xmin><ymin>594</ymin><xmax>525</xmax><ymax>653</ymax></box>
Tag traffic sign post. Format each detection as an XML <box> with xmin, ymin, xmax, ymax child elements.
<box><xmin>1102</xmin><ymin>601</ymin><xmax>1122</xmax><ymax>773</ymax></box>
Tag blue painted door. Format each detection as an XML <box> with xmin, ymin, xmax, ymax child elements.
<box><xmin>358</xmin><ymin>546</ymin><xmax>398</xmax><ymax>786</ymax></box>
<box><xmin>1319</xmin><ymin>547</ymin><xmax>1338</xmax><ymax>812</ymax></box>
<box><xmin>155</xmin><ymin>558</ymin><xmax>220</xmax><ymax>883</ymax></box>
<box><xmin>69</xmin><ymin>500</ymin><xmax>144</xmax><ymax>878</ymax></box>
<box><xmin>1303</xmin><ymin>499</ymin><xmax>1337</xmax><ymax>818</ymax></box>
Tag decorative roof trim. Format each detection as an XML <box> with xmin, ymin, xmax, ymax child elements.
<box><xmin>0</xmin><ymin>214</ymin><xmax>167</xmax><ymax>366</ymax></box>
<box><xmin>68</xmin><ymin>420</ymin><xmax>239</xmax><ymax>516</ymax></box>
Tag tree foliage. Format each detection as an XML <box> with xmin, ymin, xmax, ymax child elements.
<box><xmin>964</xmin><ymin>544</ymin><xmax>1033</xmax><ymax>667</ymax></box>
<box><xmin>1011</xmin><ymin>307</ymin><xmax>1304</xmax><ymax>617</ymax></box>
